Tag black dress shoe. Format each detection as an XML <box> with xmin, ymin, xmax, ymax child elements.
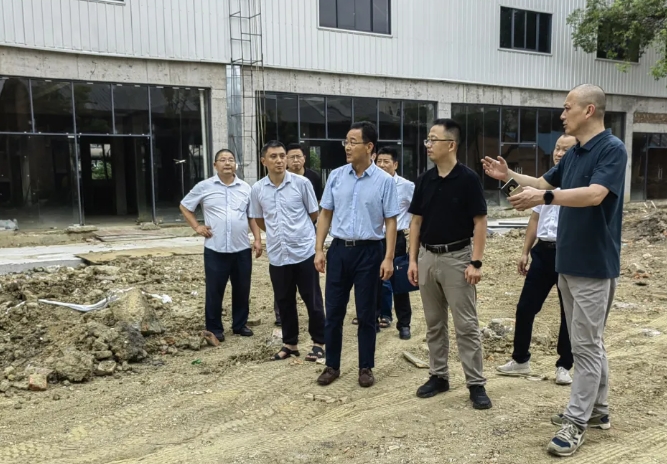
<box><xmin>469</xmin><ymin>385</ymin><xmax>492</xmax><ymax>409</ymax></box>
<box><xmin>399</xmin><ymin>327</ymin><xmax>411</xmax><ymax>340</ymax></box>
<box><xmin>215</xmin><ymin>333</ymin><xmax>225</xmax><ymax>342</ymax></box>
<box><xmin>416</xmin><ymin>375</ymin><xmax>449</xmax><ymax>398</ymax></box>
<box><xmin>233</xmin><ymin>326</ymin><xmax>254</xmax><ymax>337</ymax></box>
<box><xmin>275</xmin><ymin>319</ymin><xmax>282</xmax><ymax>327</ymax></box>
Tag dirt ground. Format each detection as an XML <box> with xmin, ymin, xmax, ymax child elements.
<box><xmin>1</xmin><ymin>205</ymin><xmax>667</xmax><ymax>463</ymax></box>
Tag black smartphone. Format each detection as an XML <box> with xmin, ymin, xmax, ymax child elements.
<box><xmin>501</xmin><ymin>178</ymin><xmax>523</xmax><ymax>197</ymax></box>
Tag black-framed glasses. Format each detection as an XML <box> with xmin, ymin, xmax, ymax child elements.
<box><xmin>423</xmin><ymin>139</ymin><xmax>455</xmax><ymax>147</ymax></box>
<box><xmin>342</xmin><ymin>140</ymin><xmax>367</xmax><ymax>147</ymax></box>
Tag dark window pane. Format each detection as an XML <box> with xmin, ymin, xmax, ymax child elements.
<box><xmin>276</xmin><ymin>94</ymin><xmax>298</xmax><ymax>144</ymax></box>
<box><xmin>502</xmin><ymin>144</ymin><xmax>537</xmax><ymax>177</ymax></box>
<box><xmin>31</xmin><ymin>80</ymin><xmax>74</xmax><ymax>133</ymax></box>
<box><xmin>538</xmin><ymin>110</ymin><xmax>557</xmax><ymax>174</ymax></box>
<box><xmin>526</xmin><ymin>11</ymin><xmax>537</xmax><ymax>50</ymax></box>
<box><xmin>301</xmin><ymin>140</ymin><xmax>346</xmax><ymax>180</ymax></box>
<box><xmin>337</xmin><ymin>0</ymin><xmax>355</xmax><ymax>30</ymax></box>
<box><xmin>604</xmin><ymin>112</ymin><xmax>625</xmax><ymax>139</ymax></box>
<box><xmin>402</xmin><ymin>101</ymin><xmax>419</xmax><ymax>180</ymax></box>
<box><xmin>520</xmin><ymin>109</ymin><xmax>537</xmax><ymax>142</ymax></box>
<box><xmin>502</xmin><ymin>108</ymin><xmax>518</xmax><ymax>143</ymax></box>
<box><xmin>372</xmin><ymin>0</ymin><xmax>390</xmax><ymax>34</ymax></box>
<box><xmin>259</xmin><ymin>94</ymin><xmax>278</xmax><ymax>144</ymax></box>
<box><xmin>355</xmin><ymin>0</ymin><xmax>371</xmax><ymax>32</ymax></box>
<box><xmin>538</xmin><ymin>14</ymin><xmax>552</xmax><ymax>53</ymax></box>
<box><xmin>353</xmin><ymin>98</ymin><xmax>377</xmax><ymax>125</ymax></box>
<box><xmin>500</xmin><ymin>7</ymin><xmax>512</xmax><ymax>48</ymax></box>
<box><xmin>327</xmin><ymin>97</ymin><xmax>352</xmax><ymax>139</ymax></box>
<box><xmin>299</xmin><ymin>96</ymin><xmax>326</xmax><ymax>139</ymax></box>
<box><xmin>74</xmin><ymin>83</ymin><xmax>113</xmax><ymax>134</ymax></box>
<box><xmin>319</xmin><ymin>0</ymin><xmax>337</xmax><ymax>28</ymax></box>
<box><xmin>630</xmin><ymin>133</ymin><xmax>646</xmax><ymax>201</ymax></box>
<box><xmin>552</xmin><ymin>109</ymin><xmax>564</xmax><ymax>133</ymax></box>
<box><xmin>451</xmin><ymin>104</ymin><xmax>467</xmax><ymax>164</ymax></box>
<box><xmin>378</xmin><ymin>100</ymin><xmax>401</xmax><ymax>140</ymax></box>
<box><xmin>113</xmin><ymin>84</ymin><xmax>149</xmax><ymax>135</ymax></box>
<box><xmin>513</xmin><ymin>10</ymin><xmax>525</xmax><ymax>49</ymax></box>
<box><xmin>467</xmin><ymin>106</ymin><xmax>483</xmax><ymax>170</ymax></box>
<box><xmin>416</xmin><ymin>102</ymin><xmax>435</xmax><ymax>178</ymax></box>
<box><xmin>0</xmin><ymin>77</ymin><xmax>31</xmax><ymax>132</ymax></box>
<box><xmin>483</xmin><ymin>107</ymin><xmax>500</xmax><ymax>189</ymax></box>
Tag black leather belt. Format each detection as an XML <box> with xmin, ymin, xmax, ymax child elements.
<box><xmin>538</xmin><ymin>239</ymin><xmax>556</xmax><ymax>248</ymax></box>
<box><xmin>397</xmin><ymin>230</ymin><xmax>405</xmax><ymax>237</ymax></box>
<box><xmin>333</xmin><ymin>238</ymin><xmax>382</xmax><ymax>247</ymax></box>
<box><xmin>422</xmin><ymin>238</ymin><xmax>471</xmax><ymax>254</ymax></box>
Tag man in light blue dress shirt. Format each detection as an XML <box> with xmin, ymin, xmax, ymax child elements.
<box><xmin>314</xmin><ymin>122</ymin><xmax>399</xmax><ymax>388</ymax></box>
<box><xmin>179</xmin><ymin>149</ymin><xmax>262</xmax><ymax>342</ymax></box>
<box><xmin>250</xmin><ymin>140</ymin><xmax>326</xmax><ymax>362</ymax></box>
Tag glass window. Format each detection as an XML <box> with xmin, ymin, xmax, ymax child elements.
<box><xmin>402</xmin><ymin>101</ymin><xmax>419</xmax><ymax>179</ymax></box>
<box><xmin>538</xmin><ymin>14</ymin><xmax>552</xmax><ymax>53</ymax></box>
<box><xmin>353</xmin><ymin>98</ymin><xmax>377</xmax><ymax>125</ymax></box>
<box><xmin>355</xmin><ymin>0</ymin><xmax>372</xmax><ymax>32</ymax></box>
<box><xmin>378</xmin><ymin>100</ymin><xmax>401</xmax><ymax>140</ymax></box>
<box><xmin>451</xmin><ymin>104</ymin><xmax>467</xmax><ymax>164</ymax></box>
<box><xmin>513</xmin><ymin>10</ymin><xmax>526</xmax><ymax>49</ymax></box>
<box><xmin>482</xmin><ymin>107</ymin><xmax>500</xmax><ymax>191</ymax></box>
<box><xmin>31</xmin><ymin>80</ymin><xmax>74</xmax><ymax>133</ymax></box>
<box><xmin>299</xmin><ymin>96</ymin><xmax>326</xmax><ymax>139</ymax></box>
<box><xmin>113</xmin><ymin>84</ymin><xmax>149</xmax><ymax>135</ymax></box>
<box><xmin>74</xmin><ymin>83</ymin><xmax>113</xmax><ymax>134</ymax></box>
<box><xmin>597</xmin><ymin>23</ymin><xmax>640</xmax><ymax>62</ymax></box>
<box><xmin>630</xmin><ymin>133</ymin><xmax>646</xmax><ymax>201</ymax></box>
<box><xmin>0</xmin><ymin>77</ymin><xmax>31</xmax><ymax>132</ymax></box>
<box><xmin>336</xmin><ymin>0</ymin><xmax>355</xmax><ymax>30</ymax></box>
<box><xmin>319</xmin><ymin>0</ymin><xmax>337</xmax><ymax>28</ymax></box>
<box><xmin>502</xmin><ymin>144</ymin><xmax>537</xmax><ymax>178</ymax></box>
<box><xmin>499</xmin><ymin>8</ymin><xmax>512</xmax><ymax>49</ymax></box>
<box><xmin>500</xmin><ymin>7</ymin><xmax>551</xmax><ymax>53</ymax></box>
<box><xmin>537</xmin><ymin>110</ymin><xmax>557</xmax><ymax>174</ymax></box>
<box><xmin>526</xmin><ymin>11</ymin><xmax>537</xmax><ymax>50</ymax></box>
<box><xmin>502</xmin><ymin>108</ymin><xmax>519</xmax><ymax>143</ymax></box>
<box><xmin>466</xmin><ymin>106</ymin><xmax>483</xmax><ymax>170</ymax></box>
<box><xmin>520</xmin><ymin>109</ymin><xmax>537</xmax><ymax>142</ymax></box>
<box><xmin>259</xmin><ymin>94</ymin><xmax>278</xmax><ymax>144</ymax></box>
<box><xmin>372</xmin><ymin>0</ymin><xmax>390</xmax><ymax>34</ymax></box>
<box><xmin>327</xmin><ymin>97</ymin><xmax>352</xmax><ymax>139</ymax></box>
<box><xmin>276</xmin><ymin>94</ymin><xmax>298</xmax><ymax>144</ymax></box>
<box><xmin>604</xmin><ymin>112</ymin><xmax>625</xmax><ymax>139</ymax></box>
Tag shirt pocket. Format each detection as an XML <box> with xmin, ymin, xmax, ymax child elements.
<box><xmin>231</xmin><ymin>192</ymin><xmax>250</xmax><ymax>212</ymax></box>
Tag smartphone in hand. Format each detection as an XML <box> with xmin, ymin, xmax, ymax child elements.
<box><xmin>501</xmin><ymin>178</ymin><xmax>524</xmax><ymax>197</ymax></box>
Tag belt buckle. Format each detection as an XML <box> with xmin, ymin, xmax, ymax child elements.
<box><xmin>443</xmin><ymin>244</ymin><xmax>450</xmax><ymax>253</ymax></box>
<box><xmin>344</xmin><ymin>240</ymin><xmax>355</xmax><ymax>247</ymax></box>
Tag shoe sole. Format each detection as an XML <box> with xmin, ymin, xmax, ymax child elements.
<box><xmin>399</xmin><ymin>335</ymin><xmax>411</xmax><ymax>340</ymax></box>
<box><xmin>555</xmin><ymin>379</ymin><xmax>573</xmax><ymax>385</ymax></box>
<box><xmin>416</xmin><ymin>389</ymin><xmax>449</xmax><ymax>399</ymax></box>
<box><xmin>496</xmin><ymin>370</ymin><xmax>531</xmax><ymax>377</ymax></box>
<box><xmin>472</xmin><ymin>402</ymin><xmax>492</xmax><ymax>410</ymax></box>
<box><xmin>317</xmin><ymin>377</ymin><xmax>339</xmax><ymax>386</ymax></box>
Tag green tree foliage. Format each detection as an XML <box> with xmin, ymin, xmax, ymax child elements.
<box><xmin>567</xmin><ymin>0</ymin><xmax>667</xmax><ymax>79</ymax></box>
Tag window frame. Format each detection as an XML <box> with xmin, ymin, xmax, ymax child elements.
<box><xmin>318</xmin><ymin>0</ymin><xmax>392</xmax><ymax>36</ymax></box>
<box><xmin>499</xmin><ymin>6</ymin><xmax>552</xmax><ymax>55</ymax></box>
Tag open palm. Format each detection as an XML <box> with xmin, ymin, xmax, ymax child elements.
<box><xmin>481</xmin><ymin>156</ymin><xmax>509</xmax><ymax>181</ymax></box>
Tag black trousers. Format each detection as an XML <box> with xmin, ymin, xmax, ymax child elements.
<box><xmin>325</xmin><ymin>239</ymin><xmax>383</xmax><ymax>370</ymax></box>
<box><xmin>203</xmin><ymin>247</ymin><xmax>251</xmax><ymax>337</ymax></box>
<box><xmin>378</xmin><ymin>231</ymin><xmax>412</xmax><ymax>329</ymax></box>
<box><xmin>268</xmin><ymin>254</ymin><xmax>325</xmax><ymax>346</ymax></box>
<box><xmin>512</xmin><ymin>240</ymin><xmax>573</xmax><ymax>370</ymax></box>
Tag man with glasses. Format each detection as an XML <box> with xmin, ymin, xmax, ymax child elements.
<box><xmin>407</xmin><ymin>119</ymin><xmax>492</xmax><ymax>410</ymax></box>
<box><xmin>286</xmin><ymin>143</ymin><xmax>322</xmax><ymax>202</ymax></box>
<box><xmin>375</xmin><ymin>146</ymin><xmax>415</xmax><ymax>340</ymax></box>
<box><xmin>179</xmin><ymin>149</ymin><xmax>263</xmax><ymax>342</ymax></box>
<box><xmin>314</xmin><ymin>121</ymin><xmax>399</xmax><ymax>388</ymax></box>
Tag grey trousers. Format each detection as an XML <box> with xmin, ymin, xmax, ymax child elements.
<box><xmin>418</xmin><ymin>246</ymin><xmax>486</xmax><ymax>386</ymax></box>
<box><xmin>559</xmin><ymin>274</ymin><xmax>616</xmax><ymax>429</ymax></box>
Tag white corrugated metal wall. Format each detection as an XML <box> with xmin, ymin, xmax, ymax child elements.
<box><xmin>0</xmin><ymin>0</ymin><xmax>230</xmax><ymax>62</ymax></box>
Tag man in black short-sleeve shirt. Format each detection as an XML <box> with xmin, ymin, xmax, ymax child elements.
<box><xmin>407</xmin><ymin>118</ymin><xmax>492</xmax><ymax>410</ymax></box>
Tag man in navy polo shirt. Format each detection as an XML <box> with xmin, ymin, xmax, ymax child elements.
<box><xmin>482</xmin><ymin>84</ymin><xmax>626</xmax><ymax>457</ymax></box>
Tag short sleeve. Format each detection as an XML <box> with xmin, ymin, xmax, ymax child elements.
<box><xmin>302</xmin><ymin>180</ymin><xmax>319</xmax><ymax>214</ymax></box>
<box><xmin>320</xmin><ymin>171</ymin><xmax>336</xmax><ymax>211</ymax></box>
<box><xmin>590</xmin><ymin>142</ymin><xmax>627</xmax><ymax>198</ymax></box>
<box><xmin>382</xmin><ymin>177</ymin><xmax>400</xmax><ymax>218</ymax></box>
<box><xmin>408</xmin><ymin>176</ymin><xmax>424</xmax><ymax>216</ymax></box>
<box><xmin>532</xmin><ymin>205</ymin><xmax>543</xmax><ymax>214</ymax></box>
<box><xmin>248</xmin><ymin>184</ymin><xmax>263</xmax><ymax>219</ymax></box>
<box><xmin>180</xmin><ymin>181</ymin><xmax>205</xmax><ymax>212</ymax></box>
<box><xmin>543</xmin><ymin>151</ymin><xmax>568</xmax><ymax>188</ymax></box>
<box><xmin>467</xmin><ymin>173</ymin><xmax>487</xmax><ymax>217</ymax></box>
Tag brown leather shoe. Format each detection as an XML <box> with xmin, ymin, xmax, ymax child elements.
<box><xmin>359</xmin><ymin>368</ymin><xmax>375</xmax><ymax>388</ymax></box>
<box><xmin>317</xmin><ymin>366</ymin><xmax>340</xmax><ymax>386</ymax></box>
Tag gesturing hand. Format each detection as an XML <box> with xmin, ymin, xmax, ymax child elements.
<box><xmin>481</xmin><ymin>156</ymin><xmax>509</xmax><ymax>181</ymax></box>
<box><xmin>508</xmin><ymin>186</ymin><xmax>545</xmax><ymax>211</ymax></box>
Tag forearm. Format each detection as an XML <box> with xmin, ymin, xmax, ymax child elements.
<box><xmin>471</xmin><ymin>217</ymin><xmax>486</xmax><ymax>261</ymax></box>
<box><xmin>179</xmin><ymin>205</ymin><xmax>200</xmax><ymax>230</ymax></box>
<box><xmin>552</xmin><ymin>186</ymin><xmax>607</xmax><ymax>207</ymax></box>
<box><xmin>384</xmin><ymin>217</ymin><xmax>397</xmax><ymax>260</ymax></box>
<box><xmin>409</xmin><ymin>217</ymin><xmax>421</xmax><ymax>263</ymax></box>
<box><xmin>250</xmin><ymin>218</ymin><xmax>264</xmax><ymax>234</ymax></box>
<box><xmin>506</xmin><ymin>171</ymin><xmax>554</xmax><ymax>190</ymax></box>
<box><xmin>522</xmin><ymin>214</ymin><xmax>538</xmax><ymax>255</ymax></box>
<box><xmin>316</xmin><ymin>209</ymin><xmax>333</xmax><ymax>252</ymax></box>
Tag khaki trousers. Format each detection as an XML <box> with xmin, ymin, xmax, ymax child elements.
<box><xmin>418</xmin><ymin>245</ymin><xmax>486</xmax><ymax>386</ymax></box>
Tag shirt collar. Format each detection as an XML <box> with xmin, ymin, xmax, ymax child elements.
<box><xmin>427</xmin><ymin>162</ymin><xmax>463</xmax><ymax>180</ymax></box>
<box><xmin>346</xmin><ymin>162</ymin><xmax>377</xmax><ymax>178</ymax></box>
<box><xmin>261</xmin><ymin>171</ymin><xmax>293</xmax><ymax>188</ymax></box>
<box><xmin>576</xmin><ymin>129</ymin><xmax>611</xmax><ymax>152</ymax></box>
<box><xmin>212</xmin><ymin>174</ymin><xmax>241</xmax><ymax>186</ymax></box>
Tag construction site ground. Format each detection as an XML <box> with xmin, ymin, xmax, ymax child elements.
<box><xmin>1</xmin><ymin>203</ymin><xmax>667</xmax><ymax>464</ymax></box>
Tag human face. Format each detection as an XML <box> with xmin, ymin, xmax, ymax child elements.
<box><xmin>561</xmin><ymin>90</ymin><xmax>592</xmax><ymax>137</ymax></box>
<box><xmin>286</xmin><ymin>148</ymin><xmax>305</xmax><ymax>172</ymax></box>
<box><xmin>376</xmin><ymin>154</ymin><xmax>397</xmax><ymax>176</ymax></box>
<box><xmin>553</xmin><ymin>135</ymin><xmax>576</xmax><ymax>165</ymax></box>
<box><xmin>261</xmin><ymin>146</ymin><xmax>287</xmax><ymax>175</ymax></box>
<box><xmin>425</xmin><ymin>125</ymin><xmax>456</xmax><ymax>162</ymax></box>
<box><xmin>343</xmin><ymin>129</ymin><xmax>373</xmax><ymax>165</ymax></box>
<box><xmin>214</xmin><ymin>151</ymin><xmax>236</xmax><ymax>176</ymax></box>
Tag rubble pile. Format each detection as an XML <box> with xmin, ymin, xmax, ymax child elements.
<box><xmin>623</xmin><ymin>209</ymin><xmax>667</xmax><ymax>243</ymax></box>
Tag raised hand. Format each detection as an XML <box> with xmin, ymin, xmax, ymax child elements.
<box><xmin>481</xmin><ymin>156</ymin><xmax>509</xmax><ymax>181</ymax></box>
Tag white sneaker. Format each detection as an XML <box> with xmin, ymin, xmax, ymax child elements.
<box><xmin>555</xmin><ymin>367</ymin><xmax>573</xmax><ymax>385</ymax></box>
<box><xmin>496</xmin><ymin>360</ymin><xmax>531</xmax><ymax>376</ymax></box>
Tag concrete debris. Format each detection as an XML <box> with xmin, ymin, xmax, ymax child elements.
<box><xmin>402</xmin><ymin>351</ymin><xmax>429</xmax><ymax>369</ymax></box>
<box><xmin>488</xmin><ymin>319</ymin><xmax>515</xmax><ymax>337</ymax></box>
<box><xmin>66</xmin><ymin>225</ymin><xmax>98</xmax><ymax>234</ymax></box>
<box><xmin>247</xmin><ymin>317</ymin><xmax>262</xmax><ymax>327</ymax></box>
<box><xmin>94</xmin><ymin>360</ymin><xmax>117</xmax><ymax>376</ymax></box>
<box><xmin>108</xmin><ymin>322</ymin><xmax>147</xmax><ymax>362</ymax></box>
<box><xmin>112</xmin><ymin>288</ymin><xmax>165</xmax><ymax>336</ymax></box>
<box><xmin>28</xmin><ymin>373</ymin><xmax>48</xmax><ymax>391</ymax></box>
<box><xmin>55</xmin><ymin>348</ymin><xmax>94</xmax><ymax>382</ymax></box>
<box><xmin>0</xmin><ymin>219</ymin><xmax>18</xmax><ymax>230</ymax></box>
<box><xmin>0</xmin><ymin>380</ymin><xmax>10</xmax><ymax>392</ymax></box>
<box><xmin>140</xmin><ymin>222</ymin><xmax>160</xmax><ymax>231</ymax></box>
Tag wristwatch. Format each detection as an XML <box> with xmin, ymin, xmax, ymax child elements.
<box><xmin>544</xmin><ymin>190</ymin><xmax>554</xmax><ymax>205</ymax></box>
<box><xmin>470</xmin><ymin>260</ymin><xmax>482</xmax><ymax>269</ymax></box>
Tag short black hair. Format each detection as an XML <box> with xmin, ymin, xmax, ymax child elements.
<box><xmin>285</xmin><ymin>143</ymin><xmax>304</xmax><ymax>155</ymax></box>
<box><xmin>214</xmin><ymin>148</ymin><xmax>235</xmax><ymax>162</ymax></box>
<box><xmin>432</xmin><ymin>119</ymin><xmax>462</xmax><ymax>145</ymax></box>
<box><xmin>349</xmin><ymin>121</ymin><xmax>378</xmax><ymax>152</ymax></box>
<box><xmin>377</xmin><ymin>146</ymin><xmax>399</xmax><ymax>162</ymax></box>
<box><xmin>260</xmin><ymin>140</ymin><xmax>286</xmax><ymax>158</ymax></box>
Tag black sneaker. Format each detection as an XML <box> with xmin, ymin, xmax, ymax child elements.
<box><xmin>416</xmin><ymin>375</ymin><xmax>450</xmax><ymax>398</ymax></box>
<box><xmin>469</xmin><ymin>385</ymin><xmax>492</xmax><ymax>409</ymax></box>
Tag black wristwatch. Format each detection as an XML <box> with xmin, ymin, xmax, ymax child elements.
<box><xmin>470</xmin><ymin>260</ymin><xmax>482</xmax><ymax>269</ymax></box>
<box><xmin>544</xmin><ymin>190</ymin><xmax>554</xmax><ymax>205</ymax></box>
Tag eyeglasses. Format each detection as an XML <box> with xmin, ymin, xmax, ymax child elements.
<box><xmin>287</xmin><ymin>155</ymin><xmax>304</xmax><ymax>160</ymax></box>
<box><xmin>216</xmin><ymin>158</ymin><xmax>235</xmax><ymax>164</ymax></box>
<box><xmin>423</xmin><ymin>139</ymin><xmax>455</xmax><ymax>147</ymax></box>
<box><xmin>342</xmin><ymin>140</ymin><xmax>367</xmax><ymax>147</ymax></box>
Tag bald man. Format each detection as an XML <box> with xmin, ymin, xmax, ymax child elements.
<box><xmin>482</xmin><ymin>84</ymin><xmax>626</xmax><ymax>457</ymax></box>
